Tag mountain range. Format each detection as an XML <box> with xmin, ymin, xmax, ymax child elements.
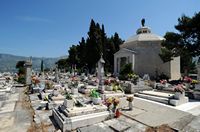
<box><xmin>0</xmin><ymin>53</ymin><xmax>67</xmax><ymax>72</ymax></box>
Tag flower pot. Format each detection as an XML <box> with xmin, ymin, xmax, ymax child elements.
<box><xmin>115</xmin><ymin>109</ymin><xmax>121</xmax><ymax>118</ymax></box>
<box><xmin>128</xmin><ymin>101</ymin><xmax>133</xmax><ymax>110</ymax></box>
<box><xmin>92</xmin><ymin>97</ymin><xmax>102</xmax><ymax>105</ymax></box>
<box><xmin>184</xmin><ymin>83</ymin><xmax>191</xmax><ymax>89</ymax></box>
<box><xmin>71</xmin><ymin>88</ymin><xmax>78</xmax><ymax>95</ymax></box>
<box><xmin>105</xmin><ymin>86</ymin><xmax>112</xmax><ymax>91</ymax></box>
<box><xmin>174</xmin><ymin>92</ymin><xmax>185</xmax><ymax>100</ymax></box>
<box><xmin>63</xmin><ymin>99</ymin><xmax>74</xmax><ymax>108</ymax></box>
<box><xmin>53</xmin><ymin>90</ymin><xmax>59</xmax><ymax>97</ymax></box>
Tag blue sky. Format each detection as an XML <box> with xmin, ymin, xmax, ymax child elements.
<box><xmin>0</xmin><ymin>0</ymin><xmax>200</xmax><ymax>57</ymax></box>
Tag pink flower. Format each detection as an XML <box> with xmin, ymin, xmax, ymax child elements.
<box><xmin>183</xmin><ymin>76</ymin><xmax>192</xmax><ymax>83</ymax></box>
<box><xmin>174</xmin><ymin>84</ymin><xmax>185</xmax><ymax>93</ymax></box>
<box><xmin>160</xmin><ymin>79</ymin><xmax>167</xmax><ymax>84</ymax></box>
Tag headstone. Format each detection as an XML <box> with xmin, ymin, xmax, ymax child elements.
<box><xmin>24</xmin><ymin>58</ymin><xmax>32</xmax><ymax>85</ymax></box>
<box><xmin>55</xmin><ymin>65</ymin><xmax>59</xmax><ymax>83</ymax></box>
<box><xmin>98</xmin><ymin>54</ymin><xmax>105</xmax><ymax>93</ymax></box>
<box><xmin>143</xmin><ymin>74</ymin><xmax>150</xmax><ymax>80</ymax></box>
<box><xmin>71</xmin><ymin>87</ymin><xmax>78</xmax><ymax>95</ymax></box>
<box><xmin>63</xmin><ymin>99</ymin><xmax>74</xmax><ymax>108</ymax></box>
<box><xmin>197</xmin><ymin>57</ymin><xmax>200</xmax><ymax>81</ymax></box>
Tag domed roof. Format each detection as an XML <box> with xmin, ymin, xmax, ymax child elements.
<box><xmin>124</xmin><ymin>26</ymin><xmax>164</xmax><ymax>44</ymax></box>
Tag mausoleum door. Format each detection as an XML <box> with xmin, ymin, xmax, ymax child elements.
<box><xmin>120</xmin><ymin>57</ymin><xmax>127</xmax><ymax>69</ymax></box>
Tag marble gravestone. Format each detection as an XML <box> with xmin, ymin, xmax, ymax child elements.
<box><xmin>24</xmin><ymin>58</ymin><xmax>32</xmax><ymax>85</ymax></box>
<box><xmin>55</xmin><ymin>65</ymin><xmax>59</xmax><ymax>83</ymax></box>
<box><xmin>98</xmin><ymin>54</ymin><xmax>105</xmax><ymax>93</ymax></box>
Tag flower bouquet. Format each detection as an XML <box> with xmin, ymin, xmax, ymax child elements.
<box><xmin>127</xmin><ymin>96</ymin><xmax>134</xmax><ymax>110</ymax></box>
<box><xmin>174</xmin><ymin>84</ymin><xmax>185</xmax><ymax>99</ymax></box>
<box><xmin>126</xmin><ymin>96</ymin><xmax>134</xmax><ymax>102</ymax></box>
<box><xmin>113</xmin><ymin>97</ymin><xmax>120</xmax><ymax>107</ymax></box>
<box><xmin>160</xmin><ymin>79</ymin><xmax>167</xmax><ymax>84</ymax></box>
<box><xmin>174</xmin><ymin>84</ymin><xmax>185</xmax><ymax>93</ymax></box>
<box><xmin>64</xmin><ymin>93</ymin><xmax>74</xmax><ymax>108</ymax></box>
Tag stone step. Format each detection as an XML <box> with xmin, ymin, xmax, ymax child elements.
<box><xmin>138</xmin><ymin>91</ymin><xmax>173</xmax><ymax>99</ymax></box>
<box><xmin>135</xmin><ymin>93</ymin><xmax>169</xmax><ymax>104</ymax></box>
<box><xmin>132</xmin><ymin>87</ymin><xmax>153</xmax><ymax>93</ymax></box>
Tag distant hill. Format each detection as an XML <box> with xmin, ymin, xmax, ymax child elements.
<box><xmin>0</xmin><ymin>53</ymin><xmax>67</xmax><ymax>72</ymax></box>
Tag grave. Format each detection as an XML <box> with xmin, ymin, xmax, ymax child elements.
<box><xmin>96</xmin><ymin>55</ymin><xmax>127</xmax><ymax>108</ymax></box>
<box><xmin>97</xmin><ymin>54</ymin><xmax>105</xmax><ymax>93</ymax></box>
<box><xmin>121</xmin><ymin>79</ymin><xmax>152</xmax><ymax>94</ymax></box>
<box><xmin>24</xmin><ymin>59</ymin><xmax>32</xmax><ymax>86</ymax></box>
<box><xmin>52</xmin><ymin>99</ymin><xmax>113</xmax><ymax>131</ymax></box>
<box><xmin>135</xmin><ymin>90</ymin><xmax>188</xmax><ymax>106</ymax></box>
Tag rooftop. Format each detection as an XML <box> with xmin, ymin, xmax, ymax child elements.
<box><xmin>124</xmin><ymin>26</ymin><xmax>164</xmax><ymax>44</ymax></box>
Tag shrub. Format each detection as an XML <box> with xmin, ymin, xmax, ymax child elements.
<box><xmin>119</xmin><ymin>63</ymin><xmax>133</xmax><ymax>76</ymax></box>
<box><xmin>18</xmin><ymin>75</ymin><xmax>25</xmax><ymax>84</ymax></box>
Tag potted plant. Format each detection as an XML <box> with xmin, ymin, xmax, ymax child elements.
<box><xmin>71</xmin><ymin>81</ymin><xmax>79</xmax><ymax>95</ymax></box>
<box><xmin>160</xmin><ymin>79</ymin><xmax>168</xmax><ymax>87</ymax></box>
<box><xmin>191</xmin><ymin>79</ymin><xmax>199</xmax><ymax>89</ymax></box>
<box><xmin>105</xmin><ymin>97</ymin><xmax>113</xmax><ymax>110</ymax></box>
<box><xmin>183</xmin><ymin>76</ymin><xmax>192</xmax><ymax>89</ymax></box>
<box><xmin>174</xmin><ymin>84</ymin><xmax>185</xmax><ymax>99</ymax></box>
<box><xmin>112</xmin><ymin>82</ymin><xmax>123</xmax><ymax>92</ymax></box>
<box><xmin>128</xmin><ymin>73</ymin><xmax>139</xmax><ymax>85</ymax></box>
<box><xmin>53</xmin><ymin>88</ymin><xmax>59</xmax><ymax>97</ymax></box>
<box><xmin>90</xmin><ymin>89</ymin><xmax>101</xmax><ymax>105</ymax></box>
<box><xmin>105</xmin><ymin>97</ymin><xmax>120</xmax><ymax>112</ymax></box>
<box><xmin>63</xmin><ymin>93</ymin><xmax>74</xmax><ymax>108</ymax></box>
<box><xmin>127</xmin><ymin>96</ymin><xmax>134</xmax><ymax>110</ymax></box>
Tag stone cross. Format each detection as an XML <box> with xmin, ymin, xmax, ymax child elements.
<box><xmin>98</xmin><ymin>54</ymin><xmax>105</xmax><ymax>93</ymax></box>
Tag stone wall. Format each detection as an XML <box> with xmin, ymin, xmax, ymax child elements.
<box><xmin>170</xmin><ymin>56</ymin><xmax>181</xmax><ymax>80</ymax></box>
<box><xmin>134</xmin><ymin>41</ymin><xmax>163</xmax><ymax>78</ymax></box>
<box><xmin>114</xmin><ymin>40</ymin><xmax>181</xmax><ymax>80</ymax></box>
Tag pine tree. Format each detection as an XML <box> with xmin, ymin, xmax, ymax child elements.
<box><xmin>41</xmin><ymin>59</ymin><xmax>44</xmax><ymax>72</ymax></box>
<box><xmin>160</xmin><ymin>12</ymin><xmax>200</xmax><ymax>73</ymax></box>
<box><xmin>65</xmin><ymin>19</ymin><xmax>124</xmax><ymax>74</ymax></box>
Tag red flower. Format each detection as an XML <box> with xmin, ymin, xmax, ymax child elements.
<box><xmin>183</xmin><ymin>76</ymin><xmax>192</xmax><ymax>83</ymax></box>
<box><xmin>160</xmin><ymin>79</ymin><xmax>167</xmax><ymax>84</ymax></box>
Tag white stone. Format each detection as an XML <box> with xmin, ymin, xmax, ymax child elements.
<box><xmin>174</xmin><ymin>92</ymin><xmax>185</xmax><ymax>100</ymax></box>
<box><xmin>52</xmin><ymin>109</ymin><xmax>112</xmax><ymax>132</ymax></box>
<box><xmin>63</xmin><ymin>99</ymin><xmax>74</xmax><ymax>108</ymax></box>
<box><xmin>71</xmin><ymin>88</ymin><xmax>78</xmax><ymax>95</ymax></box>
<box><xmin>92</xmin><ymin>97</ymin><xmax>102</xmax><ymax>105</ymax></box>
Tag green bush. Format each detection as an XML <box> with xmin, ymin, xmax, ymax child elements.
<box><xmin>18</xmin><ymin>75</ymin><xmax>25</xmax><ymax>84</ymax></box>
<box><xmin>120</xmin><ymin>63</ymin><xmax>133</xmax><ymax>75</ymax></box>
<box><xmin>119</xmin><ymin>63</ymin><xmax>134</xmax><ymax>80</ymax></box>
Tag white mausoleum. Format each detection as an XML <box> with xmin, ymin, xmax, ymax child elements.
<box><xmin>114</xmin><ymin>21</ymin><xmax>181</xmax><ymax>80</ymax></box>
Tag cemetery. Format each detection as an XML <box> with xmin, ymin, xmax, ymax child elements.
<box><xmin>12</xmin><ymin>52</ymin><xmax>200</xmax><ymax>131</ymax></box>
<box><xmin>1</xmin><ymin>5</ymin><xmax>200</xmax><ymax>131</ymax></box>
<box><xmin>0</xmin><ymin>21</ymin><xmax>198</xmax><ymax>131</ymax></box>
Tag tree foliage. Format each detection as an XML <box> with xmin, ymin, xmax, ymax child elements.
<box><xmin>56</xmin><ymin>58</ymin><xmax>69</xmax><ymax>71</ymax></box>
<box><xmin>16</xmin><ymin>61</ymin><xmax>26</xmax><ymax>75</ymax></box>
<box><xmin>64</xmin><ymin>19</ymin><xmax>124</xmax><ymax>73</ymax></box>
<box><xmin>160</xmin><ymin>12</ymin><xmax>200</xmax><ymax>73</ymax></box>
<box><xmin>41</xmin><ymin>59</ymin><xmax>44</xmax><ymax>72</ymax></box>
